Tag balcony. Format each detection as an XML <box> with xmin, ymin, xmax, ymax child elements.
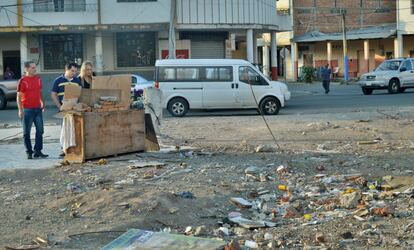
<box><xmin>276</xmin><ymin>9</ymin><xmax>292</xmax><ymax>32</ymax></box>
<box><xmin>23</xmin><ymin>0</ymin><xmax>97</xmax><ymax>13</ymax></box>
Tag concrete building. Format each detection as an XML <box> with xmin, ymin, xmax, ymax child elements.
<box><xmin>290</xmin><ymin>0</ymin><xmax>396</xmax><ymax>80</ymax></box>
<box><xmin>0</xmin><ymin>0</ymin><xmax>292</xmax><ymax>86</ymax></box>
<box><xmin>396</xmin><ymin>0</ymin><xmax>414</xmax><ymax>58</ymax></box>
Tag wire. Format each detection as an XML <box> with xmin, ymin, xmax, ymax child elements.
<box><xmin>244</xmin><ymin>68</ymin><xmax>282</xmax><ymax>151</ymax></box>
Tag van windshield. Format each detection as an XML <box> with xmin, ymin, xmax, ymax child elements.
<box><xmin>376</xmin><ymin>60</ymin><xmax>402</xmax><ymax>71</ymax></box>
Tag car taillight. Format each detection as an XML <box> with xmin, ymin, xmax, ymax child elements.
<box><xmin>154</xmin><ymin>81</ymin><xmax>159</xmax><ymax>89</ymax></box>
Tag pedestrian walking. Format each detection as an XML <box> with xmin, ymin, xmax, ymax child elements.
<box><xmin>16</xmin><ymin>61</ymin><xmax>48</xmax><ymax>159</ymax></box>
<box><xmin>321</xmin><ymin>64</ymin><xmax>332</xmax><ymax>94</ymax></box>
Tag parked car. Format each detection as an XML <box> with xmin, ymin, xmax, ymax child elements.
<box><xmin>155</xmin><ymin>59</ymin><xmax>291</xmax><ymax>117</ymax></box>
<box><xmin>0</xmin><ymin>80</ymin><xmax>18</xmax><ymax>110</ymax></box>
<box><xmin>359</xmin><ymin>58</ymin><xmax>414</xmax><ymax>95</ymax></box>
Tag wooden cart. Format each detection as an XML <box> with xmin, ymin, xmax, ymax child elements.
<box><xmin>65</xmin><ymin>109</ymin><xmax>145</xmax><ymax>163</ymax></box>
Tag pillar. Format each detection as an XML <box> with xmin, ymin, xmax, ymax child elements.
<box><xmin>95</xmin><ymin>31</ymin><xmax>103</xmax><ymax>75</ymax></box>
<box><xmin>291</xmin><ymin>42</ymin><xmax>298</xmax><ymax>81</ymax></box>
<box><xmin>20</xmin><ymin>32</ymin><xmax>28</xmax><ymax>75</ymax></box>
<box><xmin>363</xmin><ymin>40</ymin><xmax>369</xmax><ymax>73</ymax></box>
<box><xmin>394</xmin><ymin>33</ymin><xmax>403</xmax><ymax>58</ymax></box>
<box><xmin>253</xmin><ymin>31</ymin><xmax>258</xmax><ymax>64</ymax></box>
<box><xmin>262</xmin><ymin>44</ymin><xmax>270</xmax><ymax>77</ymax></box>
<box><xmin>271</xmin><ymin>32</ymin><xmax>278</xmax><ymax>80</ymax></box>
<box><xmin>327</xmin><ymin>41</ymin><xmax>332</xmax><ymax>67</ymax></box>
<box><xmin>246</xmin><ymin>29</ymin><xmax>254</xmax><ymax>63</ymax></box>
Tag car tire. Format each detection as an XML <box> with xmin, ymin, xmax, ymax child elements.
<box><xmin>399</xmin><ymin>87</ymin><xmax>406</xmax><ymax>93</ymax></box>
<box><xmin>362</xmin><ymin>87</ymin><xmax>373</xmax><ymax>95</ymax></box>
<box><xmin>259</xmin><ymin>97</ymin><xmax>280</xmax><ymax>115</ymax></box>
<box><xmin>0</xmin><ymin>94</ymin><xmax>6</xmax><ymax>110</ymax></box>
<box><xmin>167</xmin><ymin>97</ymin><xmax>189</xmax><ymax>117</ymax></box>
<box><xmin>388</xmin><ymin>79</ymin><xmax>400</xmax><ymax>94</ymax></box>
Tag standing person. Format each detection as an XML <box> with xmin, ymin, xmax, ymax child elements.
<box><xmin>78</xmin><ymin>61</ymin><xmax>94</xmax><ymax>89</ymax></box>
<box><xmin>4</xmin><ymin>67</ymin><xmax>15</xmax><ymax>80</ymax></box>
<box><xmin>16</xmin><ymin>61</ymin><xmax>48</xmax><ymax>159</ymax></box>
<box><xmin>51</xmin><ymin>62</ymin><xmax>81</xmax><ymax>110</ymax></box>
<box><xmin>321</xmin><ymin>64</ymin><xmax>332</xmax><ymax>94</ymax></box>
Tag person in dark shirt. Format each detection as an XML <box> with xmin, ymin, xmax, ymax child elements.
<box><xmin>50</xmin><ymin>63</ymin><xmax>81</xmax><ymax>110</ymax></box>
<box><xmin>79</xmin><ymin>61</ymin><xmax>94</xmax><ymax>89</ymax></box>
<box><xmin>321</xmin><ymin>64</ymin><xmax>332</xmax><ymax>94</ymax></box>
<box><xmin>16</xmin><ymin>61</ymin><xmax>48</xmax><ymax>159</ymax></box>
<box><xmin>4</xmin><ymin>67</ymin><xmax>14</xmax><ymax>80</ymax></box>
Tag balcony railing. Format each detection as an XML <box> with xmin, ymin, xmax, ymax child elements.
<box><xmin>23</xmin><ymin>1</ymin><xmax>97</xmax><ymax>13</ymax></box>
<box><xmin>277</xmin><ymin>8</ymin><xmax>291</xmax><ymax>16</ymax></box>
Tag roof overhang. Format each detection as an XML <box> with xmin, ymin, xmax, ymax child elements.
<box><xmin>293</xmin><ymin>24</ymin><xmax>397</xmax><ymax>43</ymax></box>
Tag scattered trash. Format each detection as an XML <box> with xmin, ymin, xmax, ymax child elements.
<box><xmin>230</xmin><ymin>197</ymin><xmax>252</xmax><ymax>208</ymax></box>
<box><xmin>194</xmin><ymin>225</ymin><xmax>207</xmax><ymax>236</ymax></box>
<box><xmin>175</xmin><ymin>191</ymin><xmax>195</xmax><ymax>199</ymax></box>
<box><xmin>97</xmin><ymin>158</ymin><xmax>107</xmax><ymax>165</ymax></box>
<box><xmin>128</xmin><ymin>161</ymin><xmax>166</xmax><ymax>169</ymax></box>
<box><xmin>66</xmin><ymin>183</ymin><xmax>82</xmax><ymax>194</ymax></box>
<box><xmin>229</xmin><ymin>216</ymin><xmax>266</xmax><ymax>229</ymax></box>
<box><xmin>5</xmin><ymin>245</ymin><xmax>40</xmax><ymax>250</ymax></box>
<box><xmin>101</xmin><ymin>229</ymin><xmax>226</xmax><ymax>250</ymax></box>
<box><xmin>244</xmin><ymin>240</ymin><xmax>259</xmax><ymax>249</ymax></box>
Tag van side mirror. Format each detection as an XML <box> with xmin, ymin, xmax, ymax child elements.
<box><xmin>400</xmin><ymin>67</ymin><xmax>407</xmax><ymax>72</ymax></box>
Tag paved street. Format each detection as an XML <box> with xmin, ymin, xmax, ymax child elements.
<box><xmin>0</xmin><ymin>83</ymin><xmax>413</xmax><ymax>125</ymax></box>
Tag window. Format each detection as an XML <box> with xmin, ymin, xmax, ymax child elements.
<box><xmin>238</xmin><ymin>66</ymin><xmax>268</xmax><ymax>85</ymax></box>
<box><xmin>205</xmin><ymin>67</ymin><xmax>233</xmax><ymax>81</ymax></box>
<box><xmin>116</xmin><ymin>32</ymin><xmax>156</xmax><ymax>67</ymax></box>
<box><xmin>33</xmin><ymin>0</ymin><xmax>86</xmax><ymax>12</ymax></box>
<box><xmin>117</xmin><ymin>0</ymin><xmax>157</xmax><ymax>2</ymax></box>
<box><xmin>43</xmin><ymin>34</ymin><xmax>83</xmax><ymax>70</ymax></box>
<box><xmin>412</xmin><ymin>0</ymin><xmax>414</xmax><ymax>15</ymax></box>
<box><xmin>177</xmin><ymin>68</ymin><xmax>199</xmax><ymax>81</ymax></box>
<box><xmin>401</xmin><ymin>60</ymin><xmax>413</xmax><ymax>71</ymax></box>
<box><xmin>158</xmin><ymin>67</ymin><xmax>199</xmax><ymax>81</ymax></box>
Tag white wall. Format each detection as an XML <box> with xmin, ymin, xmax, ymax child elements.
<box><xmin>176</xmin><ymin>0</ymin><xmax>277</xmax><ymax>26</ymax></box>
<box><xmin>101</xmin><ymin>0</ymin><xmax>170</xmax><ymax>24</ymax></box>
<box><xmin>22</xmin><ymin>0</ymin><xmax>98</xmax><ymax>26</ymax></box>
<box><xmin>398</xmin><ymin>0</ymin><xmax>414</xmax><ymax>34</ymax></box>
<box><xmin>0</xmin><ymin>0</ymin><xmax>18</xmax><ymax>27</ymax></box>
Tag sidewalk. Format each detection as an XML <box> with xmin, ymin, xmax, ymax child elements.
<box><xmin>0</xmin><ymin>125</ymin><xmax>61</xmax><ymax>170</ymax></box>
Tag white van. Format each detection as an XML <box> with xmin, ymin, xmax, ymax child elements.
<box><xmin>155</xmin><ymin>59</ymin><xmax>291</xmax><ymax>117</ymax></box>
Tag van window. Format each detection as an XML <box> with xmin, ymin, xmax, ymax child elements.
<box><xmin>205</xmin><ymin>67</ymin><xmax>233</xmax><ymax>81</ymax></box>
<box><xmin>158</xmin><ymin>67</ymin><xmax>200</xmax><ymax>81</ymax></box>
<box><xmin>239</xmin><ymin>66</ymin><xmax>268</xmax><ymax>85</ymax></box>
<box><xmin>177</xmin><ymin>68</ymin><xmax>199</xmax><ymax>80</ymax></box>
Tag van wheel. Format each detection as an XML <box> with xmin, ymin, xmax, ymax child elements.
<box><xmin>362</xmin><ymin>87</ymin><xmax>373</xmax><ymax>95</ymax></box>
<box><xmin>260</xmin><ymin>97</ymin><xmax>280</xmax><ymax>115</ymax></box>
<box><xmin>388</xmin><ymin>79</ymin><xmax>400</xmax><ymax>94</ymax></box>
<box><xmin>167</xmin><ymin>97</ymin><xmax>188</xmax><ymax>117</ymax></box>
<box><xmin>0</xmin><ymin>94</ymin><xmax>6</xmax><ymax>110</ymax></box>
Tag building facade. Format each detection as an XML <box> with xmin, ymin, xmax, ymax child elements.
<box><xmin>396</xmin><ymin>0</ymin><xmax>414</xmax><ymax>59</ymax></box>
<box><xmin>290</xmin><ymin>0</ymin><xmax>396</xmax><ymax>80</ymax></box>
<box><xmin>0</xmin><ymin>0</ymin><xmax>292</xmax><ymax>86</ymax></box>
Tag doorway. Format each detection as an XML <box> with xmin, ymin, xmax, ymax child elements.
<box><xmin>2</xmin><ymin>50</ymin><xmax>21</xmax><ymax>80</ymax></box>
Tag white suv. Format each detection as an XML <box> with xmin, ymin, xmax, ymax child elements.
<box><xmin>359</xmin><ymin>58</ymin><xmax>414</xmax><ymax>95</ymax></box>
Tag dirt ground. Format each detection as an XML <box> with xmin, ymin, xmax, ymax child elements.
<box><xmin>0</xmin><ymin>108</ymin><xmax>414</xmax><ymax>249</ymax></box>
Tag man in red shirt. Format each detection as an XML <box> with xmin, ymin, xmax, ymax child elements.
<box><xmin>17</xmin><ymin>61</ymin><xmax>48</xmax><ymax>159</ymax></box>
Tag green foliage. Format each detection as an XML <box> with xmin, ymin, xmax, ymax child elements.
<box><xmin>302</xmin><ymin>66</ymin><xmax>314</xmax><ymax>83</ymax></box>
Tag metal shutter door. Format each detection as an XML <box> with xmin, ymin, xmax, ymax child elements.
<box><xmin>191</xmin><ymin>40</ymin><xmax>225</xmax><ymax>59</ymax></box>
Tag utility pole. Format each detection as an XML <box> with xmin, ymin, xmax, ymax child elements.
<box><xmin>168</xmin><ymin>0</ymin><xmax>177</xmax><ymax>59</ymax></box>
<box><xmin>341</xmin><ymin>12</ymin><xmax>348</xmax><ymax>81</ymax></box>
